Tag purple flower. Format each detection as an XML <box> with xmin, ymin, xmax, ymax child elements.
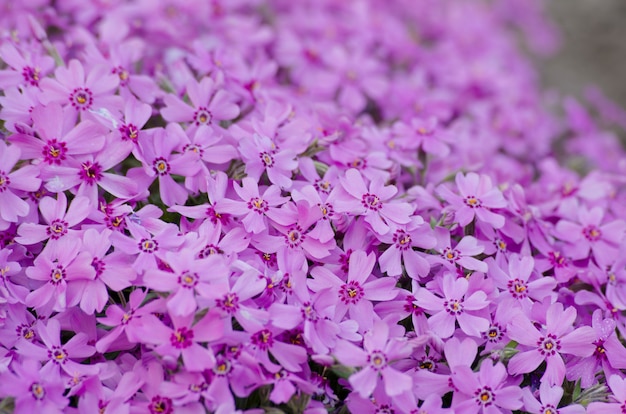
<box><xmin>0</xmin><ymin>141</ymin><xmax>41</xmax><ymax>224</ymax></box>
<box><xmin>438</xmin><ymin>172</ymin><xmax>507</xmax><ymax>229</ymax></box>
<box><xmin>507</xmin><ymin>303</ymin><xmax>596</xmax><ymax>385</ymax></box>
<box><xmin>451</xmin><ymin>360</ymin><xmax>523</xmax><ymax>414</ymax></box>
<box><xmin>333</xmin><ymin>320</ymin><xmax>413</xmax><ymax>398</ymax></box>
<box><xmin>415</xmin><ymin>272</ymin><xmax>490</xmax><ymax>339</ymax></box>
<box><xmin>523</xmin><ymin>383</ymin><xmax>585</xmax><ymax>414</ymax></box>
<box><xmin>332</xmin><ymin>168</ymin><xmax>413</xmax><ymax>235</ymax></box>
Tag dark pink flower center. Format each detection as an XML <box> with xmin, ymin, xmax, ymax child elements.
<box><xmin>548</xmin><ymin>251</ymin><xmax>567</xmax><ymax>268</ymax></box>
<box><xmin>537</xmin><ymin>334</ymin><xmax>560</xmax><ymax>356</ymax></box>
<box><xmin>541</xmin><ymin>405</ymin><xmax>559</xmax><ymax>414</ymax></box>
<box><xmin>170</xmin><ymin>327</ymin><xmax>194</xmax><ymax>349</ymax></box>
<box><xmin>393</xmin><ymin>229</ymin><xmax>412</xmax><ymax>250</ymax></box>
<box><xmin>178</xmin><ymin>271</ymin><xmax>198</xmax><ymax>289</ymax></box>
<box><xmin>217</xmin><ymin>293</ymin><xmax>239</xmax><ymax>313</ymax></box>
<box><xmin>301</xmin><ymin>302</ymin><xmax>318</xmax><ymax>322</ymax></box>
<box><xmin>464</xmin><ymin>195</ymin><xmax>482</xmax><ymax>208</ymax></box>
<box><xmin>0</xmin><ymin>172</ymin><xmax>10</xmax><ymax>192</ymax></box>
<box><xmin>47</xmin><ymin>219</ymin><xmax>68</xmax><ymax>239</ymax></box>
<box><xmin>48</xmin><ymin>346</ymin><xmax>68</xmax><ymax>364</ymax></box>
<box><xmin>18</xmin><ymin>324</ymin><xmax>35</xmax><ymax>341</ymax></box>
<box><xmin>339</xmin><ymin>280</ymin><xmax>364</xmax><ymax>304</ymax></box>
<box><xmin>444</xmin><ymin>299</ymin><xmax>463</xmax><ymax>315</ymax></box>
<box><xmin>285</xmin><ymin>226</ymin><xmax>305</xmax><ymax>248</ymax></box>
<box><xmin>593</xmin><ymin>340</ymin><xmax>607</xmax><ymax>360</ymax></box>
<box><xmin>42</xmin><ymin>139</ymin><xmax>68</xmax><ymax>165</ymax></box>
<box><xmin>315</xmin><ymin>179</ymin><xmax>332</xmax><ymax>194</ymax></box>
<box><xmin>50</xmin><ymin>265</ymin><xmax>65</xmax><ymax>285</ymax></box>
<box><xmin>362</xmin><ymin>193</ymin><xmax>382</xmax><ymax>211</ymax></box>
<box><xmin>248</xmin><ymin>197</ymin><xmax>268</xmax><ymax>213</ymax></box>
<box><xmin>582</xmin><ymin>225</ymin><xmax>602</xmax><ymax>242</ymax></box>
<box><xmin>368</xmin><ymin>350</ymin><xmax>387</xmax><ymax>371</ymax></box>
<box><xmin>484</xmin><ymin>323</ymin><xmax>505</xmax><ymax>343</ymax></box>
<box><xmin>349</xmin><ymin>157</ymin><xmax>367</xmax><ymax>169</ymax></box>
<box><xmin>30</xmin><ymin>383</ymin><xmax>45</xmax><ymax>400</ymax></box>
<box><xmin>507</xmin><ymin>279</ymin><xmax>528</xmax><ymax>299</ymax></box>
<box><xmin>213</xmin><ymin>358</ymin><xmax>232</xmax><ymax>376</ymax></box>
<box><xmin>194</xmin><ymin>107</ymin><xmax>212</xmax><ymax>125</ymax></box>
<box><xmin>78</xmin><ymin>161</ymin><xmax>103</xmax><ymax>185</ymax></box>
<box><xmin>251</xmin><ymin>329</ymin><xmax>274</xmax><ymax>351</ymax></box>
<box><xmin>138</xmin><ymin>238</ymin><xmax>158</xmax><ymax>253</ymax></box>
<box><xmin>404</xmin><ymin>296</ymin><xmax>423</xmax><ymax>315</ymax></box>
<box><xmin>318</xmin><ymin>202</ymin><xmax>334</xmax><ymax>219</ymax></box>
<box><xmin>475</xmin><ymin>386</ymin><xmax>494</xmax><ymax>407</ymax></box>
<box><xmin>149</xmin><ymin>396</ymin><xmax>173</xmax><ymax>414</ymax></box>
<box><xmin>22</xmin><ymin>66</ymin><xmax>41</xmax><ymax>86</ymax></box>
<box><xmin>418</xmin><ymin>357</ymin><xmax>436</xmax><ymax>371</ymax></box>
<box><xmin>494</xmin><ymin>238</ymin><xmax>507</xmax><ymax>252</ymax></box>
<box><xmin>153</xmin><ymin>157</ymin><xmax>171</xmax><ymax>176</ymax></box>
<box><xmin>120</xmin><ymin>123</ymin><xmax>139</xmax><ymax>141</ymax></box>
<box><xmin>183</xmin><ymin>143</ymin><xmax>204</xmax><ymax>156</ymax></box>
<box><xmin>113</xmin><ymin>66</ymin><xmax>130</xmax><ymax>85</ymax></box>
<box><xmin>198</xmin><ymin>244</ymin><xmax>222</xmax><ymax>258</ymax></box>
<box><xmin>91</xmin><ymin>258</ymin><xmax>105</xmax><ymax>279</ymax></box>
<box><xmin>70</xmin><ymin>87</ymin><xmax>94</xmax><ymax>110</ymax></box>
<box><xmin>260</xmin><ymin>151</ymin><xmax>275</xmax><ymax>168</ymax></box>
<box><xmin>441</xmin><ymin>247</ymin><xmax>459</xmax><ymax>262</ymax></box>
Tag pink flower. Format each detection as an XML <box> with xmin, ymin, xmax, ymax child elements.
<box><xmin>332</xmin><ymin>168</ymin><xmax>413</xmax><ymax>235</ymax></box>
<box><xmin>0</xmin><ymin>141</ymin><xmax>41</xmax><ymax>224</ymax></box>
<box><xmin>333</xmin><ymin>320</ymin><xmax>413</xmax><ymax>398</ymax></box>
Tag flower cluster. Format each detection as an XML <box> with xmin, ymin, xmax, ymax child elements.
<box><xmin>0</xmin><ymin>0</ymin><xmax>625</xmax><ymax>413</ymax></box>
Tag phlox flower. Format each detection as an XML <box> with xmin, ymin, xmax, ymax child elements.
<box><xmin>0</xmin><ymin>141</ymin><xmax>42</xmax><ymax>225</ymax></box>
<box><xmin>161</xmin><ymin>76</ymin><xmax>240</xmax><ymax>128</ymax></box>
<box><xmin>238</xmin><ymin>133</ymin><xmax>298</xmax><ymax>189</ymax></box>
<box><xmin>0</xmin><ymin>41</ymin><xmax>54</xmax><ymax>88</ymax></box>
<box><xmin>333</xmin><ymin>319</ymin><xmax>413</xmax><ymax>398</ymax></box>
<box><xmin>377</xmin><ymin>218</ymin><xmax>436</xmax><ymax>280</ymax></box>
<box><xmin>523</xmin><ymin>383</ymin><xmax>585</xmax><ymax>414</ymax></box>
<box><xmin>451</xmin><ymin>360</ymin><xmax>523</xmax><ymax>414</ymax></box>
<box><xmin>432</xmin><ymin>227</ymin><xmax>488</xmax><ymax>273</ymax></box>
<box><xmin>392</xmin><ymin>117</ymin><xmax>450</xmax><ymax>158</ymax></box>
<box><xmin>16</xmin><ymin>192</ymin><xmax>90</xmax><ymax>246</ymax></box>
<box><xmin>40</xmin><ymin>59</ymin><xmax>122</xmax><ymax>122</ymax></box>
<box><xmin>507</xmin><ymin>302</ymin><xmax>596</xmax><ymax>386</ymax></box>
<box><xmin>587</xmin><ymin>375</ymin><xmax>626</xmax><ymax>414</ymax></box>
<box><xmin>16</xmin><ymin>318</ymin><xmax>97</xmax><ymax>377</ymax></box>
<box><xmin>0</xmin><ymin>358</ymin><xmax>68</xmax><ymax>414</ymax></box>
<box><xmin>24</xmin><ymin>236</ymin><xmax>95</xmax><ymax>314</ymax></box>
<box><xmin>332</xmin><ymin>168</ymin><xmax>413</xmax><ymax>235</ymax></box>
<box><xmin>131</xmin><ymin>310</ymin><xmax>224</xmax><ymax>372</ymax></box>
<box><xmin>415</xmin><ymin>272</ymin><xmax>490</xmax><ymax>339</ymax></box>
<box><xmin>309</xmin><ymin>250</ymin><xmax>398</xmax><ymax>332</ymax></box>
<box><xmin>438</xmin><ymin>172</ymin><xmax>507</xmax><ymax>229</ymax></box>
<box><xmin>134</xmin><ymin>127</ymin><xmax>201</xmax><ymax>206</ymax></box>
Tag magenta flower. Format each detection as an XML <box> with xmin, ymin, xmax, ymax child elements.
<box><xmin>438</xmin><ymin>172</ymin><xmax>507</xmax><ymax>229</ymax></box>
<box><xmin>0</xmin><ymin>359</ymin><xmax>68</xmax><ymax>414</ymax></box>
<box><xmin>0</xmin><ymin>42</ymin><xmax>54</xmax><ymax>88</ymax></box>
<box><xmin>392</xmin><ymin>117</ymin><xmax>450</xmax><ymax>158</ymax></box>
<box><xmin>451</xmin><ymin>361</ymin><xmax>522</xmax><ymax>414</ymax></box>
<box><xmin>333</xmin><ymin>320</ymin><xmax>413</xmax><ymax>398</ymax></box>
<box><xmin>587</xmin><ymin>375</ymin><xmax>626</xmax><ymax>414</ymax></box>
<box><xmin>507</xmin><ymin>303</ymin><xmax>596</xmax><ymax>385</ymax></box>
<box><xmin>238</xmin><ymin>133</ymin><xmax>298</xmax><ymax>189</ymax></box>
<box><xmin>131</xmin><ymin>310</ymin><xmax>224</xmax><ymax>372</ymax></box>
<box><xmin>161</xmin><ymin>77</ymin><xmax>239</xmax><ymax>127</ymax></box>
<box><xmin>135</xmin><ymin>127</ymin><xmax>201</xmax><ymax>206</ymax></box>
<box><xmin>219</xmin><ymin>177</ymin><xmax>288</xmax><ymax>234</ymax></box>
<box><xmin>377</xmin><ymin>218</ymin><xmax>436</xmax><ymax>280</ymax></box>
<box><xmin>40</xmin><ymin>59</ymin><xmax>121</xmax><ymax>121</ymax></box>
<box><xmin>16</xmin><ymin>192</ymin><xmax>90</xmax><ymax>246</ymax></box>
<box><xmin>554</xmin><ymin>205</ymin><xmax>626</xmax><ymax>265</ymax></box>
<box><xmin>415</xmin><ymin>272</ymin><xmax>490</xmax><ymax>339</ymax></box>
<box><xmin>309</xmin><ymin>251</ymin><xmax>398</xmax><ymax>332</ymax></box>
<box><xmin>16</xmin><ymin>318</ymin><xmax>97</xmax><ymax>376</ymax></box>
<box><xmin>523</xmin><ymin>383</ymin><xmax>585</xmax><ymax>414</ymax></box>
<box><xmin>0</xmin><ymin>141</ymin><xmax>41</xmax><ymax>224</ymax></box>
<box><xmin>24</xmin><ymin>236</ymin><xmax>95</xmax><ymax>313</ymax></box>
<box><xmin>433</xmin><ymin>228</ymin><xmax>488</xmax><ymax>273</ymax></box>
<box><xmin>332</xmin><ymin>168</ymin><xmax>413</xmax><ymax>235</ymax></box>
<box><xmin>143</xmin><ymin>249</ymin><xmax>229</xmax><ymax>316</ymax></box>
<box><xmin>9</xmin><ymin>103</ymin><xmax>107</xmax><ymax>166</ymax></box>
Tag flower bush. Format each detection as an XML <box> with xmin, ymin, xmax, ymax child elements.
<box><xmin>0</xmin><ymin>0</ymin><xmax>625</xmax><ymax>413</ymax></box>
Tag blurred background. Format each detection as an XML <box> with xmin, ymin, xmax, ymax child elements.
<box><xmin>540</xmin><ymin>0</ymin><xmax>626</xmax><ymax>109</ymax></box>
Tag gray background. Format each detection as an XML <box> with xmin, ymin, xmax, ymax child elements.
<box><xmin>540</xmin><ymin>0</ymin><xmax>626</xmax><ymax>110</ymax></box>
